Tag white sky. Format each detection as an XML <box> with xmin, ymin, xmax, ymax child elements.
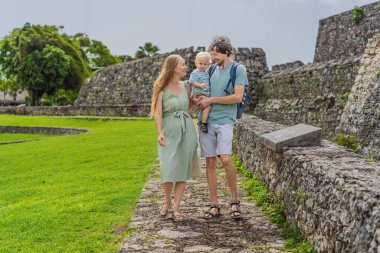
<box><xmin>0</xmin><ymin>0</ymin><xmax>377</xmax><ymax>68</ymax></box>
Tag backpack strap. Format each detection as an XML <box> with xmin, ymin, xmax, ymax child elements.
<box><xmin>208</xmin><ymin>64</ymin><xmax>217</xmax><ymax>89</ymax></box>
<box><xmin>224</xmin><ymin>62</ymin><xmax>240</xmax><ymax>95</ymax></box>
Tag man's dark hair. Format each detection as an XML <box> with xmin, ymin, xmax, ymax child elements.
<box><xmin>209</xmin><ymin>36</ymin><xmax>233</xmax><ymax>56</ymax></box>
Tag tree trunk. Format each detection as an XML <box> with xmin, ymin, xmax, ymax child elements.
<box><xmin>31</xmin><ymin>91</ymin><xmax>42</xmax><ymax>106</ymax></box>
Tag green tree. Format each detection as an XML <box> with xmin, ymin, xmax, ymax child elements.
<box><xmin>0</xmin><ymin>76</ymin><xmax>7</xmax><ymax>104</ymax></box>
<box><xmin>0</xmin><ymin>23</ymin><xmax>91</xmax><ymax>105</ymax></box>
<box><xmin>135</xmin><ymin>42</ymin><xmax>160</xmax><ymax>59</ymax></box>
<box><xmin>0</xmin><ymin>74</ymin><xmax>21</xmax><ymax>105</ymax></box>
<box><xmin>71</xmin><ymin>33</ymin><xmax>120</xmax><ymax>67</ymax></box>
<box><xmin>17</xmin><ymin>45</ymin><xmax>71</xmax><ymax>105</ymax></box>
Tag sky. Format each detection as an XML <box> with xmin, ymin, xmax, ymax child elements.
<box><xmin>0</xmin><ymin>0</ymin><xmax>377</xmax><ymax>68</ymax></box>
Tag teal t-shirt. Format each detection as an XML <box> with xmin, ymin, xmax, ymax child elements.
<box><xmin>200</xmin><ymin>62</ymin><xmax>248</xmax><ymax>125</ymax></box>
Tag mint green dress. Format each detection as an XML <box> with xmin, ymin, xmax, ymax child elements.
<box><xmin>159</xmin><ymin>82</ymin><xmax>199</xmax><ymax>183</ymax></box>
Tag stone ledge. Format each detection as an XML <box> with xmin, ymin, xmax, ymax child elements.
<box><xmin>260</xmin><ymin>124</ymin><xmax>321</xmax><ymax>152</ymax></box>
<box><xmin>0</xmin><ymin>126</ymin><xmax>88</xmax><ymax>135</ymax></box>
<box><xmin>233</xmin><ymin>115</ymin><xmax>380</xmax><ymax>253</ymax></box>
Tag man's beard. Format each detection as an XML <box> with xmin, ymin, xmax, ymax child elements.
<box><xmin>216</xmin><ymin>59</ymin><xmax>224</xmax><ymax>67</ymax></box>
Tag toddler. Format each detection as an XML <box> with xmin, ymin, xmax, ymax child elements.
<box><xmin>189</xmin><ymin>51</ymin><xmax>212</xmax><ymax>133</ymax></box>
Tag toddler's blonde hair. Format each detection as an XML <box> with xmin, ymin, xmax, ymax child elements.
<box><xmin>195</xmin><ymin>51</ymin><xmax>212</xmax><ymax>64</ymax></box>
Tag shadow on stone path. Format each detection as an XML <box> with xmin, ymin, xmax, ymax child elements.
<box><xmin>119</xmin><ymin>157</ymin><xmax>289</xmax><ymax>253</ymax></box>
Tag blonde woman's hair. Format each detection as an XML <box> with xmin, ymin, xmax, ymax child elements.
<box><xmin>150</xmin><ymin>54</ymin><xmax>181</xmax><ymax>117</ymax></box>
<box><xmin>195</xmin><ymin>51</ymin><xmax>212</xmax><ymax>64</ymax></box>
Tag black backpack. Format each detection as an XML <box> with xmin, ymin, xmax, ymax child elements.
<box><xmin>208</xmin><ymin>62</ymin><xmax>250</xmax><ymax>119</ymax></box>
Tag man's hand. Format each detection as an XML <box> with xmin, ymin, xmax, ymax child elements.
<box><xmin>191</xmin><ymin>94</ymin><xmax>202</xmax><ymax>105</ymax></box>
<box><xmin>197</xmin><ymin>96</ymin><xmax>211</xmax><ymax>109</ymax></box>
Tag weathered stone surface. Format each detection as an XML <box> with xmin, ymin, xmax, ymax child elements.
<box><xmin>252</xmin><ymin>56</ymin><xmax>361</xmax><ymax>139</ymax></box>
<box><xmin>183</xmin><ymin>245</ymin><xmax>214</xmax><ymax>252</ymax></box>
<box><xmin>260</xmin><ymin>124</ymin><xmax>321</xmax><ymax>152</ymax></box>
<box><xmin>314</xmin><ymin>2</ymin><xmax>380</xmax><ymax>63</ymax></box>
<box><xmin>74</xmin><ymin>47</ymin><xmax>268</xmax><ymax>110</ymax></box>
<box><xmin>119</xmin><ymin>151</ymin><xmax>288</xmax><ymax>252</ymax></box>
<box><xmin>272</xmin><ymin>61</ymin><xmax>304</xmax><ymax>71</ymax></box>
<box><xmin>233</xmin><ymin>115</ymin><xmax>380</xmax><ymax>253</ymax></box>
<box><xmin>337</xmin><ymin>34</ymin><xmax>380</xmax><ymax>159</ymax></box>
<box><xmin>0</xmin><ymin>126</ymin><xmax>88</xmax><ymax>135</ymax></box>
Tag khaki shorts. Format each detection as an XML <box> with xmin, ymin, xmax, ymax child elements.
<box><xmin>198</xmin><ymin>123</ymin><xmax>234</xmax><ymax>157</ymax></box>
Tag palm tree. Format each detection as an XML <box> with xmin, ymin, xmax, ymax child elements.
<box><xmin>135</xmin><ymin>42</ymin><xmax>160</xmax><ymax>58</ymax></box>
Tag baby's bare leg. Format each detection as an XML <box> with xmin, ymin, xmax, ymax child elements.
<box><xmin>201</xmin><ymin>105</ymin><xmax>211</xmax><ymax>123</ymax></box>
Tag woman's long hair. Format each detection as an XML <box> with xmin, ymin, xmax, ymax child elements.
<box><xmin>150</xmin><ymin>54</ymin><xmax>180</xmax><ymax>117</ymax></box>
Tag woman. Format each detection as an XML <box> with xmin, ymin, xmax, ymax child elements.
<box><xmin>150</xmin><ymin>54</ymin><xmax>199</xmax><ymax>222</ymax></box>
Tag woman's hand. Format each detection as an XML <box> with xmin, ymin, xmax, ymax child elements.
<box><xmin>158</xmin><ymin>132</ymin><xmax>166</xmax><ymax>146</ymax></box>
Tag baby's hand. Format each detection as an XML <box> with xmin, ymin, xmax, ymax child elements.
<box><xmin>199</xmin><ymin>83</ymin><xmax>206</xmax><ymax>89</ymax></box>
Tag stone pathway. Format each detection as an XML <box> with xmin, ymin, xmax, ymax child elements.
<box><xmin>119</xmin><ymin>157</ymin><xmax>289</xmax><ymax>253</ymax></box>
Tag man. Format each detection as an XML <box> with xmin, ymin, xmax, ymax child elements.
<box><xmin>196</xmin><ymin>36</ymin><xmax>248</xmax><ymax>220</ymax></box>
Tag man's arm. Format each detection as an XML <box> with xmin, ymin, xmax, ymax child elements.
<box><xmin>198</xmin><ymin>85</ymin><xmax>244</xmax><ymax>108</ymax></box>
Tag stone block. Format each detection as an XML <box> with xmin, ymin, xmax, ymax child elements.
<box><xmin>260</xmin><ymin>123</ymin><xmax>321</xmax><ymax>152</ymax></box>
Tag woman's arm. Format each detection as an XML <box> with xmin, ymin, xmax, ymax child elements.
<box><xmin>185</xmin><ymin>82</ymin><xmax>194</xmax><ymax>114</ymax></box>
<box><xmin>154</xmin><ymin>91</ymin><xmax>165</xmax><ymax>146</ymax></box>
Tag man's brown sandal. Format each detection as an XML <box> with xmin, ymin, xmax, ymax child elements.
<box><xmin>230</xmin><ymin>200</ymin><xmax>242</xmax><ymax>221</ymax></box>
<box><xmin>203</xmin><ymin>204</ymin><xmax>222</xmax><ymax>219</ymax></box>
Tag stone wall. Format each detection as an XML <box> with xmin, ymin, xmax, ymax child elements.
<box><xmin>314</xmin><ymin>1</ymin><xmax>380</xmax><ymax>63</ymax></box>
<box><xmin>337</xmin><ymin>34</ymin><xmax>380</xmax><ymax>159</ymax></box>
<box><xmin>74</xmin><ymin>47</ymin><xmax>268</xmax><ymax>110</ymax></box>
<box><xmin>233</xmin><ymin>115</ymin><xmax>380</xmax><ymax>253</ymax></box>
<box><xmin>272</xmin><ymin>60</ymin><xmax>304</xmax><ymax>71</ymax></box>
<box><xmin>0</xmin><ymin>105</ymin><xmax>150</xmax><ymax>117</ymax></box>
<box><xmin>74</xmin><ymin>47</ymin><xmax>195</xmax><ymax>107</ymax></box>
<box><xmin>252</xmin><ymin>56</ymin><xmax>361</xmax><ymax>139</ymax></box>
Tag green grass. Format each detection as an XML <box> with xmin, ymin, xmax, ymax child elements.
<box><xmin>0</xmin><ymin>115</ymin><xmax>157</xmax><ymax>253</ymax></box>
<box><xmin>0</xmin><ymin>133</ymin><xmax>50</xmax><ymax>142</ymax></box>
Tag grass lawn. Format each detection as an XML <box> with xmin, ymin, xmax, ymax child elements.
<box><xmin>0</xmin><ymin>114</ymin><xmax>157</xmax><ymax>253</ymax></box>
<box><xmin>0</xmin><ymin>133</ymin><xmax>50</xmax><ymax>142</ymax></box>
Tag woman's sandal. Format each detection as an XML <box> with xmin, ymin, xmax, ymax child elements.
<box><xmin>159</xmin><ymin>203</ymin><xmax>170</xmax><ymax>217</ymax></box>
<box><xmin>203</xmin><ymin>204</ymin><xmax>222</xmax><ymax>219</ymax></box>
<box><xmin>172</xmin><ymin>209</ymin><xmax>185</xmax><ymax>222</ymax></box>
<box><xmin>230</xmin><ymin>200</ymin><xmax>243</xmax><ymax>221</ymax></box>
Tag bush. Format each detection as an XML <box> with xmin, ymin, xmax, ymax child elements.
<box><xmin>352</xmin><ymin>6</ymin><xmax>364</xmax><ymax>24</ymax></box>
<box><xmin>41</xmin><ymin>89</ymin><xmax>78</xmax><ymax>106</ymax></box>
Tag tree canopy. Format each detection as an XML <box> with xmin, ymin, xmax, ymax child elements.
<box><xmin>0</xmin><ymin>23</ymin><xmax>161</xmax><ymax>105</ymax></box>
<box><xmin>70</xmin><ymin>33</ymin><xmax>121</xmax><ymax>67</ymax></box>
<box><xmin>135</xmin><ymin>42</ymin><xmax>160</xmax><ymax>59</ymax></box>
<box><xmin>0</xmin><ymin>23</ymin><xmax>91</xmax><ymax>105</ymax></box>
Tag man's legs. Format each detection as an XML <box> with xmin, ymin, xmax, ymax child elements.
<box><xmin>215</xmin><ymin>124</ymin><xmax>242</xmax><ymax>219</ymax></box>
<box><xmin>219</xmin><ymin>154</ymin><xmax>238</xmax><ymax>201</ymax></box>
<box><xmin>205</xmin><ymin>156</ymin><xmax>218</xmax><ymax>204</ymax></box>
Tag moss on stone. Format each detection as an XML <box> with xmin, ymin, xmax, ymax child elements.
<box><xmin>334</xmin><ymin>133</ymin><xmax>360</xmax><ymax>153</ymax></box>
